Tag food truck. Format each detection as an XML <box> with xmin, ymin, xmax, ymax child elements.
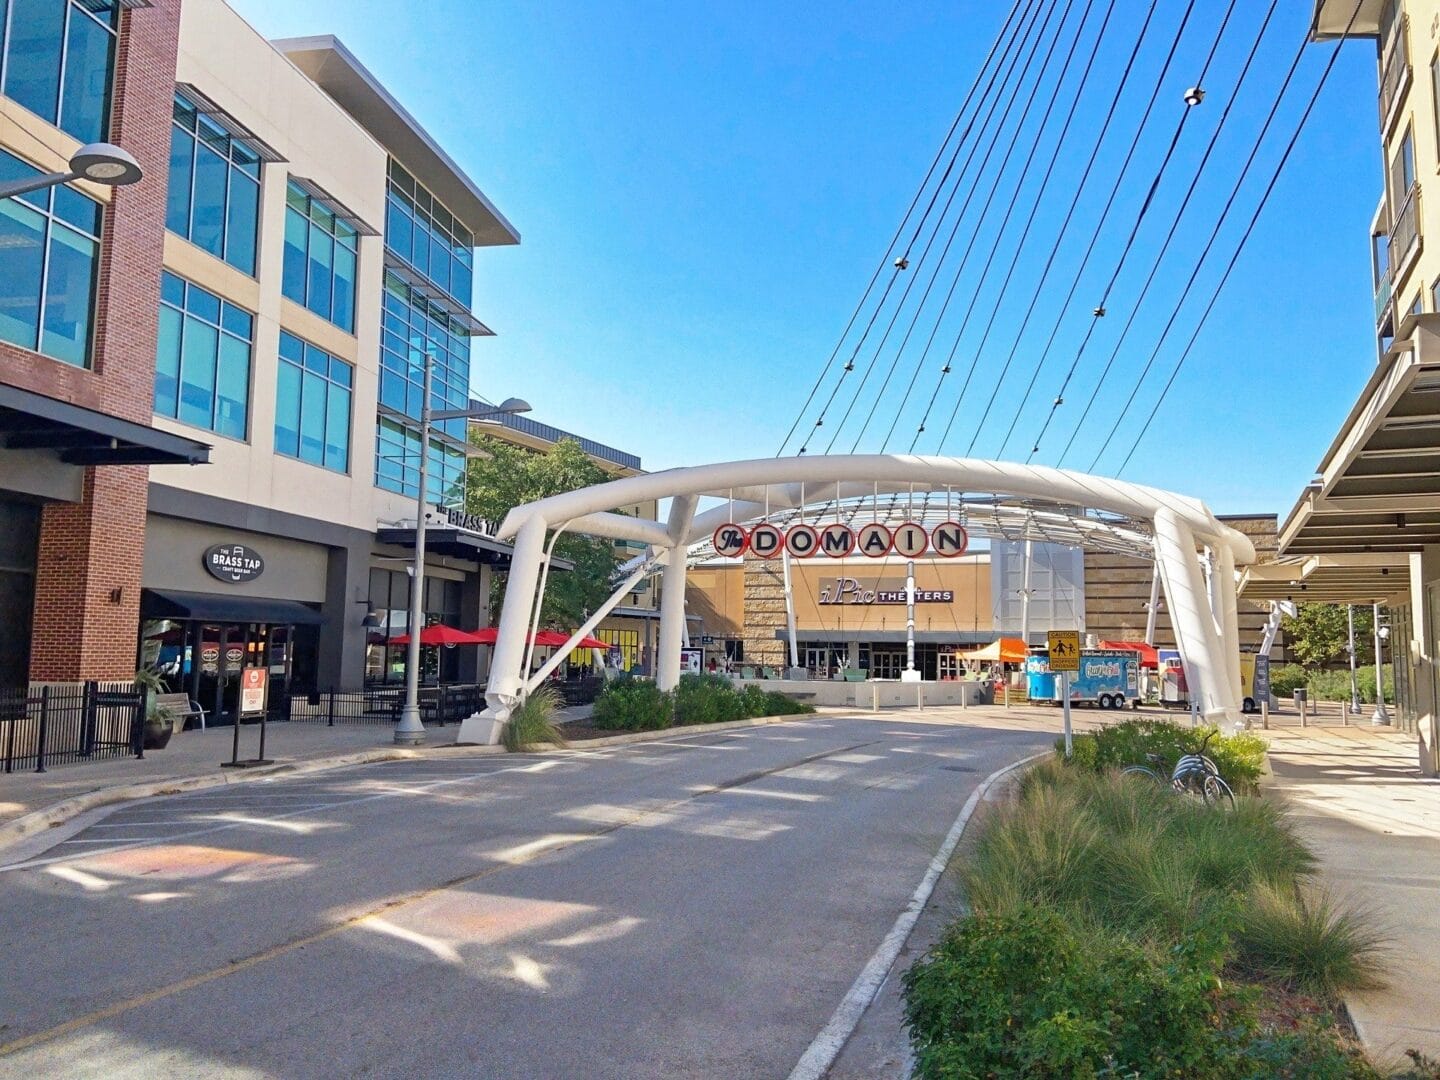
<box><xmin>1026</xmin><ymin>649</ymin><xmax>1140</xmax><ymax>710</ymax></box>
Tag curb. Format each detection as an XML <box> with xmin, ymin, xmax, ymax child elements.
<box><xmin>0</xmin><ymin>711</ymin><xmax>823</xmax><ymax>859</ymax></box>
<box><xmin>787</xmin><ymin>749</ymin><xmax>1049</xmax><ymax>1080</ymax></box>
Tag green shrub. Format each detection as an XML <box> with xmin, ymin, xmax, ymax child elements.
<box><xmin>1270</xmin><ymin>663</ymin><xmax>1310</xmax><ymax>697</ymax></box>
<box><xmin>591</xmin><ymin>677</ymin><xmax>674</xmax><ymax>731</ymax></box>
<box><xmin>757</xmin><ymin>690</ymin><xmax>814</xmax><ymax>717</ymax></box>
<box><xmin>904</xmin><ymin>907</ymin><xmax>1246</xmax><ymax>1079</ymax></box>
<box><xmin>1059</xmin><ymin>718</ymin><xmax>1268</xmax><ymax>791</ymax></box>
<box><xmin>674</xmin><ymin>673</ymin><xmax>747</xmax><ymax>725</ymax></box>
<box><xmin>502</xmin><ymin>686</ymin><xmax>567</xmax><ymax>751</ymax></box>
<box><xmin>1234</xmin><ymin>882</ymin><xmax>1389</xmax><ymax>998</ymax></box>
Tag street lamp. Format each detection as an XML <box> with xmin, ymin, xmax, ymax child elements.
<box><xmin>0</xmin><ymin>143</ymin><xmax>143</xmax><ymax>200</ymax></box>
<box><xmin>1372</xmin><ymin>604</ymin><xmax>1391</xmax><ymax>726</ymax></box>
<box><xmin>394</xmin><ymin>353</ymin><xmax>530</xmax><ymax>745</ymax></box>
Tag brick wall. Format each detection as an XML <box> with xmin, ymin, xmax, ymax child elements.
<box><xmin>742</xmin><ymin>555</ymin><xmax>788</xmax><ymax>667</ymax></box>
<box><xmin>1083</xmin><ymin>515</ymin><xmax>1283</xmax><ymax>654</ymax></box>
<box><xmin>25</xmin><ymin>1</ymin><xmax>181</xmax><ymax>681</ymax></box>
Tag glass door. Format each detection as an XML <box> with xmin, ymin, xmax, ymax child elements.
<box><xmin>871</xmin><ymin>651</ymin><xmax>905</xmax><ymax>679</ymax></box>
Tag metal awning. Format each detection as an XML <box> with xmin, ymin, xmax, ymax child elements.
<box><xmin>289</xmin><ymin>175</ymin><xmax>380</xmax><ymax>236</ymax></box>
<box><xmin>374</xmin><ymin>526</ymin><xmax>537</xmax><ymax>567</ymax></box>
<box><xmin>1237</xmin><ymin>555</ymin><xmax>1408</xmax><ymax>605</ymax></box>
<box><xmin>0</xmin><ymin>385</ymin><xmax>210</xmax><ymax>466</ymax></box>
<box><xmin>141</xmin><ymin>589</ymin><xmax>325</xmax><ymax>624</ymax></box>
<box><xmin>1278</xmin><ymin>314</ymin><xmax>1440</xmax><ymax>567</ymax></box>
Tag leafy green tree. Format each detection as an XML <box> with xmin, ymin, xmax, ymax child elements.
<box><xmin>464</xmin><ymin>433</ymin><xmax>622</xmax><ymax>627</ymax></box>
<box><xmin>1280</xmin><ymin>603</ymin><xmax>1373</xmax><ymax>668</ymax></box>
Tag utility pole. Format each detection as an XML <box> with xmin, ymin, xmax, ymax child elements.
<box><xmin>1347</xmin><ymin>605</ymin><xmax>1362</xmax><ymax>715</ymax></box>
<box><xmin>1372</xmin><ymin>603</ymin><xmax>1390</xmax><ymax>725</ymax></box>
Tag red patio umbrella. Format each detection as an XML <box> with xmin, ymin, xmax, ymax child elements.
<box><xmin>573</xmin><ymin>634</ymin><xmax>609</xmax><ymax>650</ymax></box>
<box><xmin>387</xmin><ymin>624</ymin><xmax>491</xmax><ymax>647</ymax></box>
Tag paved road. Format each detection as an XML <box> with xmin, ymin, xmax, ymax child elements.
<box><xmin>0</xmin><ymin>713</ymin><xmax>1046</xmax><ymax>1079</ymax></box>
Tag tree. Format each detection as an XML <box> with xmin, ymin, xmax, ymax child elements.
<box><xmin>464</xmin><ymin>433</ymin><xmax>622</xmax><ymax>627</ymax></box>
<box><xmin>1280</xmin><ymin>603</ymin><xmax>1373</xmax><ymax>668</ymax></box>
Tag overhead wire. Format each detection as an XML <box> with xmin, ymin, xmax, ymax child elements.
<box><xmin>779</xmin><ymin>0</ymin><xmax>1034</xmax><ymax>456</ymax></box>
<box><xmin>1046</xmin><ymin>0</ymin><xmax>1278</xmax><ymax>466</ymax></box>
<box><xmin>880</xmin><ymin>0</ymin><xmax>1157</xmax><ymax>457</ymax></box>
<box><xmin>818</xmin><ymin>0</ymin><xmax>1069</xmax><ymax>455</ymax></box>
<box><xmin>930</xmin><ymin>0</ymin><xmax>1201</xmax><ymax>453</ymax></box>
<box><xmin>1107</xmin><ymin>0</ymin><xmax>1364</xmax><ymax>475</ymax></box>
<box><xmin>852</xmin><ymin>0</ymin><xmax>1120</xmax><ymax>456</ymax></box>
<box><xmin>961</xmin><ymin>0</ymin><xmax>1222</xmax><ymax>457</ymax></box>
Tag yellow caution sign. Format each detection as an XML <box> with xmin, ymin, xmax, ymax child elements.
<box><xmin>1047</xmin><ymin>630</ymin><xmax>1081</xmax><ymax>672</ymax></box>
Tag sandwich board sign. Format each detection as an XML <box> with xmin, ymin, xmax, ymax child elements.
<box><xmin>1047</xmin><ymin>630</ymin><xmax>1081</xmax><ymax>672</ymax></box>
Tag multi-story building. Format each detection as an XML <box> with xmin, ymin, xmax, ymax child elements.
<box><xmin>1244</xmin><ymin>1</ymin><xmax>1440</xmax><ymax>774</ymax></box>
<box><xmin>1</xmin><ymin>0</ymin><xmax>522</xmax><ymax>723</ymax></box>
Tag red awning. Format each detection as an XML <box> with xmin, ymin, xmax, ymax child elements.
<box><xmin>1097</xmin><ymin>640</ymin><xmax>1159</xmax><ymax>667</ymax></box>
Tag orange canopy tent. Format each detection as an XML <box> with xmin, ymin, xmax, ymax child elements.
<box><xmin>954</xmin><ymin>637</ymin><xmax>1029</xmax><ymax>664</ymax></box>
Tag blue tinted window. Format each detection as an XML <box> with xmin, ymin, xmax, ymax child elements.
<box><xmin>155</xmin><ymin>274</ymin><xmax>252</xmax><ymax>438</ymax></box>
<box><xmin>281</xmin><ymin>181</ymin><xmax>358</xmax><ymax>333</ymax></box>
<box><xmin>0</xmin><ymin>149</ymin><xmax>100</xmax><ymax>366</ymax></box>
<box><xmin>385</xmin><ymin>159</ymin><xmax>475</xmax><ymax>307</ymax></box>
<box><xmin>2</xmin><ymin>1</ymin><xmax>116</xmax><ymax>143</ymax></box>
<box><xmin>377</xmin><ymin>270</ymin><xmax>473</xmax><ymax>432</ymax></box>
<box><xmin>165</xmin><ymin>91</ymin><xmax>262</xmax><ymax>275</ymax></box>
<box><xmin>274</xmin><ymin>331</ymin><xmax>352</xmax><ymax>473</ymax></box>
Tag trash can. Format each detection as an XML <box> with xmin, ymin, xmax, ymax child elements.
<box><xmin>1292</xmin><ymin>688</ymin><xmax>1308</xmax><ymax>713</ymax></box>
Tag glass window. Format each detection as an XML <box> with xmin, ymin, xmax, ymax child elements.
<box><xmin>165</xmin><ymin>91</ymin><xmax>261</xmax><ymax>275</ymax></box>
<box><xmin>281</xmin><ymin>181</ymin><xmax>358</xmax><ymax>332</ymax></box>
<box><xmin>2</xmin><ymin>1</ymin><xmax>117</xmax><ymax>143</ymax></box>
<box><xmin>374</xmin><ymin>416</ymin><xmax>464</xmax><ymax>505</ymax></box>
<box><xmin>155</xmin><ymin>271</ymin><xmax>252</xmax><ymax>438</ymax></box>
<box><xmin>0</xmin><ymin>149</ymin><xmax>102</xmax><ymax>366</ymax></box>
<box><xmin>1392</xmin><ymin>125</ymin><xmax>1416</xmax><ymax>200</ymax></box>
<box><xmin>377</xmin><ymin>270</ymin><xmax>473</xmax><ymax>437</ymax></box>
<box><xmin>274</xmin><ymin>331</ymin><xmax>352</xmax><ymax>473</ymax></box>
<box><xmin>384</xmin><ymin>158</ymin><xmax>477</xmax><ymax>307</ymax></box>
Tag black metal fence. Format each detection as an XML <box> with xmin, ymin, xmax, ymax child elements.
<box><xmin>1</xmin><ymin>682</ymin><xmax>145</xmax><ymax>774</ymax></box>
<box><xmin>274</xmin><ymin>684</ymin><xmax>487</xmax><ymax>727</ymax></box>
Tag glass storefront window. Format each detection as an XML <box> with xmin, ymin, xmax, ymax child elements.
<box><xmin>166</xmin><ymin>92</ymin><xmax>261</xmax><ymax>275</ymax></box>
<box><xmin>282</xmin><ymin>181</ymin><xmax>358</xmax><ymax>333</ymax></box>
<box><xmin>275</xmin><ymin>331</ymin><xmax>352</xmax><ymax>472</ymax></box>
<box><xmin>364</xmin><ymin>568</ymin><xmax>465</xmax><ymax>685</ymax></box>
<box><xmin>155</xmin><ymin>271</ymin><xmax>252</xmax><ymax>439</ymax></box>
<box><xmin>1</xmin><ymin>0</ymin><xmax>118</xmax><ymax>144</ymax></box>
<box><xmin>0</xmin><ymin>149</ymin><xmax>101</xmax><ymax>366</ymax></box>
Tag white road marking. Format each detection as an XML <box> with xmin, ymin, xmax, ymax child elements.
<box><xmin>785</xmin><ymin>750</ymin><xmax>1048</xmax><ymax>1080</ymax></box>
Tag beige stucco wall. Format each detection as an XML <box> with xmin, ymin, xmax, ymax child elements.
<box><xmin>148</xmin><ymin>0</ymin><xmax>389</xmax><ymax>535</ymax></box>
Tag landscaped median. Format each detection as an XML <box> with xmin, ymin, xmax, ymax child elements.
<box><xmin>901</xmin><ymin>719</ymin><xmax>1434</xmax><ymax>1079</ymax></box>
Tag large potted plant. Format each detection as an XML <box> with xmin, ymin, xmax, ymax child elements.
<box><xmin>135</xmin><ymin>669</ymin><xmax>175</xmax><ymax>750</ymax></box>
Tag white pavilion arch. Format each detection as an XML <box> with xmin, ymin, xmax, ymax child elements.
<box><xmin>457</xmin><ymin>455</ymin><xmax>1256</xmax><ymax>743</ymax></box>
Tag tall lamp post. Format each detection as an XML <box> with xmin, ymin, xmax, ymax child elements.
<box><xmin>0</xmin><ymin>143</ymin><xmax>143</xmax><ymax>200</ymax></box>
<box><xmin>1372</xmin><ymin>603</ymin><xmax>1391</xmax><ymax>726</ymax></box>
<box><xmin>394</xmin><ymin>353</ymin><xmax>530</xmax><ymax>745</ymax></box>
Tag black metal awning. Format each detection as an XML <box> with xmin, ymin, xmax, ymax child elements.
<box><xmin>0</xmin><ymin>384</ymin><xmax>210</xmax><ymax>466</ymax></box>
<box><xmin>375</xmin><ymin>526</ymin><xmax>536</xmax><ymax>567</ymax></box>
<box><xmin>141</xmin><ymin>589</ymin><xmax>325</xmax><ymax>625</ymax></box>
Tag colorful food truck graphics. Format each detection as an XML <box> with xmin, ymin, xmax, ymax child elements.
<box><xmin>1026</xmin><ymin>650</ymin><xmax>1139</xmax><ymax>710</ymax></box>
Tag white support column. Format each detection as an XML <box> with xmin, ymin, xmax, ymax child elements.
<box><xmin>1019</xmin><ymin>538</ymin><xmax>1033</xmax><ymax>647</ymax></box>
<box><xmin>656</xmin><ymin>496</ymin><xmax>697</xmax><ymax>692</ymax></box>
<box><xmin>901</xmin><ymin>559</ymin><xmax>920</xmax><ymax>681</ymax></box>
<box><xmin>459</xmin><ymin>514</ymin><xmax>547</xmax><ymax>743</ymax></box>
<box><xmin>1152</xmin><ymin>508</ymin><xmax>1242</xmax><ymax>729</ymax></box>
<box><xmin>1215</xmin><ymin>542</ymin><xmax>1242</xmax><ymax>703</ymax></box>
<box><xmin>1143</xmin><ymin>561</ymin><xmax>1161</xmax><ymax>645</ymax></box>
<box><xmin>781</xmin><ymin>551</ymin><xmax>800</xmax><ymax>671</ymax></box>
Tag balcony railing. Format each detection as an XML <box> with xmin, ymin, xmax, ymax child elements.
<box><xmin>1375</xmin><ymin>274</ymin><xmax>1393</xmax><ymax>328</ymax></box>
<box><xmin>1389</xmin><ymin>183</ymin><xmax>1422</xmax><ymax>284</ymax></box>
<box><xmin>1380</xmin><ymin>14</ymin><xmax>1411</xmax><ymax>130</ymax></box>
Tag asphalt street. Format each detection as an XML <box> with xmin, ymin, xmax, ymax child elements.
<box><xmin>0</xmin><ymin>713</ymin><xmax>1048</xmax><ymax>1079</ymax></box>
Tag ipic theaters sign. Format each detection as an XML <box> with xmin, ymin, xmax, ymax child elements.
<box><xmin>712</xmin><ymin>520</ymin><xmax>968</xmax><ymax>561</ymax></box>
<box><xmin>819</xmin><ymin>577</ymin><xmax>955</xmax><ymax>605</ymax></box>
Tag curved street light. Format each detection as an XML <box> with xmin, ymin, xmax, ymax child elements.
<box><xmin>0</xmin><ymin>142</ymin><xmax>144</xmax><ymax>201</ymax></box>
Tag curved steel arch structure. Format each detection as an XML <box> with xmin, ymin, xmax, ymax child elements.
<box><xmin>458</xmin><ymin>456</ymin><xmax>1256</xmax><ymax>742</ymax></box>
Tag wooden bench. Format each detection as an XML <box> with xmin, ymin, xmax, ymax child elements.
<box><xmin>155</xmin><ymin>692</ymin><xmax>207</xmax><ymax>732</ymax></box>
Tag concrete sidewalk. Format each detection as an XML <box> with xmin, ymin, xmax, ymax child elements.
<box><xmin>1263</xmin><ymin>725</ymin><xmax>1440</xmax><ymax>1067</ymax></box>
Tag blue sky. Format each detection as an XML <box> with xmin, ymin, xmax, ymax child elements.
<box><xmin>237</xmin><ymin>0</ymin><xmax>1381</xmax><ymax>517</ymax></box>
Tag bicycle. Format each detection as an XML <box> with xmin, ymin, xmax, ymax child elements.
<box><xmin>1121</xmin><ymin>730</ymin><xmax>1237</xmax><ymax>809</ymax></box>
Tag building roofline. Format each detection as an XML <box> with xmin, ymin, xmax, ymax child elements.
<box><xmin>273</xmin><ymin>35</ymin><xmax>520</xmax><ymax>247</ymax></box>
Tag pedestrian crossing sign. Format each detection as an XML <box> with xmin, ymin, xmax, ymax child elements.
<box><xmin>1047</xmin><ymin>630</ymin><xmax>1081</xmax><ymax>672</ymax></box>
